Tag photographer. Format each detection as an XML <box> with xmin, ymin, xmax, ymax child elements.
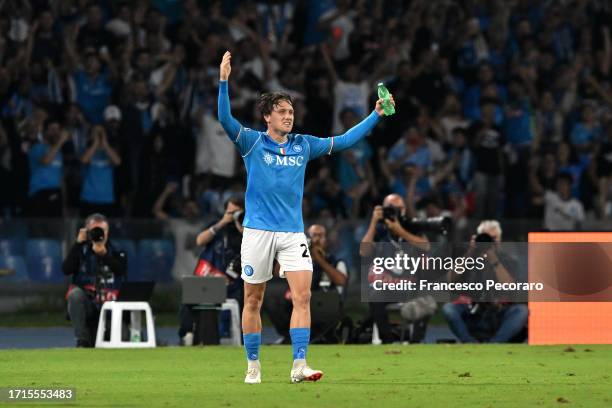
<box><xmin>264</xmin><ymin>224</ymin><xmax>348</xmax><ymax>343</ymax></box>
<box><xmin>178</xmin><ymin>197</ymin><xmax>244</xmax><ymax>345</ymax></box>
<box><xmin>62</xmin><ymin>213</ymin><xmax>127</xmax><ymax>347</ymax></box>
<box><xmin>360</xmin><ymin>194</ymin><xmax>431</xmax><ymax>343</ymax></box>
<box><xmin>442</xmin><ymin>220</ymin><xmax>528</xmax><ymax>343</ymax></box>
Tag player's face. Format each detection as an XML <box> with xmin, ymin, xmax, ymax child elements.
<box><xmin>266</xmin><ymin>100</ymin><xmax>294</xmax><ymax>134</ymax></box>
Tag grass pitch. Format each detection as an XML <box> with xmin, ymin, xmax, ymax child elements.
<box><xmin>1</xmin><ymin>345</ymin><xmax>611</xmax><ymax>408</ymax></box>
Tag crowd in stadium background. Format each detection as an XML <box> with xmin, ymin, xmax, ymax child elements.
<box><xmin>0</xmin><ymin>0</ymin><xmax>611</xmax><ymax>233</ymax></box>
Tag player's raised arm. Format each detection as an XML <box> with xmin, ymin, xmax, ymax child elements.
<box><xmin>306</xmin><ymin>95</ymin><xmax>395</xmax><ymax>160</ymax></box>
<box><xmin>217</xmin><ymin>51</ymin><xmax>242</xmax><ymax>141</ymax></box>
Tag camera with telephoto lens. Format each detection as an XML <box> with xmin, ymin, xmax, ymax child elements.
<box><xmin>382</xmin><ymin>206</ymin><xmax>400</xmax><ymax>220</ymax></box>
<box><xmin>406</xmin><ymin>216</ymin><xmax>452</xmax><ymax>235</ymax></box>
<box><xmin>87</xmin><ymin>227</ymin><xmax>105</xmax><ymax>243</ymax></box>
<box><xmin>381</xmin><ymin>206</ymin><xmax>451</xmax><ymax>235</ymax></box>
<box><xmin>473</xmin><ymin>232</ymin><xmax>495</xmax><ymax>255</ymax></box>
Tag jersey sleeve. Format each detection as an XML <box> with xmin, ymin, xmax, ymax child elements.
<box><xmin>303</xmin><ymin>135</ymin><xmax>333</xmax><ymax>161</ymax></box>
<box><xmin>305</xmin><ymin>110</ymin><xmax>381</xmax><ymax>161</ymax></box>
<box><xmin>234</xmin><ymin>127</ymin><xmax>261</xmax><ymax>157</ymax></box>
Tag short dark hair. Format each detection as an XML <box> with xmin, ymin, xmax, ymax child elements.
<box><xmin>258</xmin><ymin>92</ymin><xmax>293</xmax><ymax>118</ymax></box>
<box><xmin>225</xmin><ymin>196</ymin><xmax>245</xmax><ymax>209</ymax></box>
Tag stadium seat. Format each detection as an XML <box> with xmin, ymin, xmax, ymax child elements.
<box><xmin>137</xmin><ymin>239</ymin><xmax>175</xmax><ymax>282</ymax></box>
<box><xmin>26</xmin><ymin>239</ymin><xmax>64</xmax><ymax>283</ymax></box>
<box><xmin>0</xmin><ymin>238</ymin><xmax>25</xmax><ymax>256</ymax></box>
<box><xmin>113</xmin><ymin>239</ymin><xmax>138</xmax><ymax>280</ymax></box>
<box><xmin>0</xmin><ymin>255</ymin><xmax>29</xmax><ymax>282</ymax></box>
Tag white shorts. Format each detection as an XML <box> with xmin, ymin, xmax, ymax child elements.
<box><xmin>241</xmin><ymin>227</ymin><xmax>313</xmax><ymax>284</ymax></box>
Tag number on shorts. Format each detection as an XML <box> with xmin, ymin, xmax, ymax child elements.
<box><xmin>300</xmin><ymin>243</ymin><xmax>309</xmax><ymax>258</ymax></box>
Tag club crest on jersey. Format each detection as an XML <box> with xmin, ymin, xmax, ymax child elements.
<box><xmin>293</xmin><ymin>144</ymin><xmax>303</xmax><ymax>153</ymax></box>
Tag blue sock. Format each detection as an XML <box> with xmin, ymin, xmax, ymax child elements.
<box><xmin>290</xmin><ymin>328</ymin><xmax>310</xmax><ymax>360</ymax></box>
<box><xmin>243</xmin><ymin>332</ymin><xmax>261</xmax><ymax>361</ymax></box>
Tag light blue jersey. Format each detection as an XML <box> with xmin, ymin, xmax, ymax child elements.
<box><xmin>218</xmin><ymin>80</ymin><xmax>381</xmax><ymax>232</ymax></box>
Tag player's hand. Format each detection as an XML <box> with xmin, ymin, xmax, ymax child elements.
<box><xmin>375</xmin><ymin>95</ymin><xmax>395</xmax><ymax>116</ymax></box>
<box><xmin>371</xmin><ymin>205</ymin><xmax>383</xmax><ymax>224</ymax></box>
<box><xmin>220</xmin><ymin>51</ymin><xmax>231</xmax><ymax>81</ymax></box>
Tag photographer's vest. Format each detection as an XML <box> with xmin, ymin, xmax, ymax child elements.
<box><xmin>65</xmin><ymin>241</ymin><xmax>124</xmax><ymax>303</ymax></box>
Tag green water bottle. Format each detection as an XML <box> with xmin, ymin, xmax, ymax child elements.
<box><xmin>377</xmin><ymin>83</ymin><xmax>395</xmax><ymax>116</ymax></box>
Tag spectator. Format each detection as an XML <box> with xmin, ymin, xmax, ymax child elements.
<box><xmin>63</xmin><ymin>103</ymin><xmax>90</xmax><ymax>211</ymax></box>
<box><xmin>321</xmin><ymin>43</ymin><xmax>384</xmax><ymax>134</ymax></box>
<box><xmin>27</xmin><ymin>117</ymin><xmax>68</xmax><ymax>217</ymax></box>
<box><xmin>385</xmin><ymin>124</ymin><xmax>432</xmax><ymax>201</ymax></box>
<box><xmin>79</xmin><ymin>125</ymin><xmax>122</xmax><ymax>217</ymax></box>
<box><xmin>528</xmin><ymin>152</ymin><xmax>559</xmax><ymax>218</ymax></box>
<box><xmin>463</xmin><ymin>63</ymin><xmax>506</xmax><ymax>122</ymax></box>
<box><xmin>29</xmin><ymin>9</ymin><xmax>63</xmax><ymax>66</ymax></box>
<box><xmin>76</xmin><ymin>4</ymin><xmax>112</xmax><ymax>51</ymax></box>
<box><xmin>102</xmin><ymin>104</ymin><xmax>130</xmax><ymax>209</ymax></box>
<box><xmin>542</xmin><ymin>173</ymin><xmax>585</xmax><ymax>231</ymax></box>
<box><xmin>595</xmin><ymin>119</ymin><xmax>612</xmax><ymax>218</ymax></box>
<box><xmin>448</xmin><ymin>127</ymin><xmax>474</xmax><ymax>188</ymax></box>
<box><xmin>570</xmin><ymin>102</ymin><xmax>603</xmax><ymax>154</ymax></box>
<box><xmin>503</xmin><ymin>76</ymin><xmax>536</xmax><ymax>218</ymax></box>
<box><xmin>67</xmin><ymin>47</ymin><xmax>115</xmax><ymax>125</ymax></box>
<box><xmin>334</xmin><ymin>108</ymin><xmax>376</xmax><ymax>218</ymax></box>
<box><xmin>468</xmin><ymin>100</ymin><xmax>504</xmax><ymax>219</ymax></box>
<box><xmin>304</xmin><ymin>164</ymin><xmax>348</xmax><ymax>219</ymax></box>
<box><xmin>438</xmin><ymin>93</ymin><xmax>471</xmax><ymax>145</ymax></box>
<box><xmin>534</xmin><ymin>90</ymin><xmax>564</xmax><ymax>149</ymax></box>
<box><xmin>195</xmin><ymin>107</ymin><xmax>237</xmax><ymax>180</ymax></box>
<box><xmin>133</xmin><ymin>130</ymin><xmax>170</xmax><ymax>217</ymax></box>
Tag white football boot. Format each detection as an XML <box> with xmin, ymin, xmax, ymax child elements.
<box><xmin>290</xmin><ymin>363</ymin><xmax>323</xmax><ymax>383</ymax></box>
<box><xmin>244</xmin><ymin>361</ymin><xmax>261</xmax><ymax>384</ymax></box>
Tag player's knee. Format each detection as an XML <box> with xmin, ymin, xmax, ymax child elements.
<box><xmin>291</xmin><ymin>289</ymin><xmax>311</xmax><ymax>309</ymax></box>
<box><xmin>244</xmin><ymin>292</ymin><xmax>263</xmax><ymax>312</ymax></box>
